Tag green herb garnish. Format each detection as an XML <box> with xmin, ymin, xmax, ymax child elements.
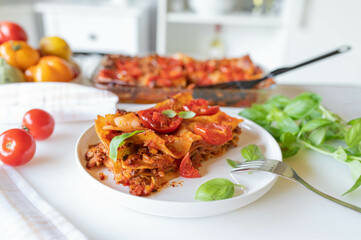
<box><xmin>195</xmin><ymin>178</ymin><xmax>244</xmax><ymax>201</ymax></box>
<box><xmin>241</xmin><ymin>144</ymin><xmax>265</xmax><ymax>161</ymax></box>
<box><xmin>109</xmin><ymin>130</ymin><xmax>145</xmax><ymax>161</ymax></box>
<box><xmin>239</xmin><ymin>92</ymin><xmax>361</xmax><ymax>195</ymax></box>
<box><xmin>178</xmin><ymin>111</ymin><xmax>196</xmax><ymax>119</ymax></box>
<box><xmin>161</xmin><ymin>109</ymin><xmax>177</xmax><ymax>118</ymax></box>
<box><xmin>162</xmin><ymin>110</ymin><xmax>196</xmax><ymax>119</ymax></box>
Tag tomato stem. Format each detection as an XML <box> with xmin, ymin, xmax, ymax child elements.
<box><xmin>6</xmin><ymin>141</ymin><xmax>13</xmax><ymax>150</ymax></box>
<box><xmin>22</xmin><ymin>126</ymin><xmax>29</xmax><ymax>132</ymax></box>
<box><xmin>11</xmin><ymin>44</ymin><xmax>21</xmax><ymax>51</ymax></box>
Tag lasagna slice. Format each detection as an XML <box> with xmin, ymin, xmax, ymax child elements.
<box><xmin>85</xmin><ymin>92</ymin><xmax>243</xmax><ymax>196</ymax></box>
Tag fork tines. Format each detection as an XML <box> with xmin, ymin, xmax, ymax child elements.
<box><xmin>231</xmin><ymin>160</ymin><xmax>266</xmax><ymax>171</ymax></box>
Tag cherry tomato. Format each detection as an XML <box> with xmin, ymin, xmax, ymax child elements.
<box><xmin>0</xmin><ymin>21</ymin><xmax>28</xmax><ymax>44</ymax></box>
<box><xmin>0</xmin><ymin>129</ymin><xmax>36</xmax><ymax>166</ymax></box>
<box><xmin>22</xmin><ymin>109</ymin><xmax>55</xmax><ymax>140</ymax></box>
<box><xmin>138</xmin><ymin>108</ymin><xmax>182</xmax><ymax>133</ymax></box>
<box><xmin>194</xmin><ymin>123</ymin><xmax>233</xmax><ymax>145</ymax></box>
<box><xmin>183</xmin><ymin>99</ymin><xmax>219</xmax><ymax>116</ymax></box>
<box><xmin>179</xmin><ymin>152</ymin><xmax>201</xmax><ymax>178</ymax></box>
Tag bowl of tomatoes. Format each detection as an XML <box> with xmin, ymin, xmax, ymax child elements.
<box><xmin>0</xmin><ymin>21</ymin><xmax>82</xmax><ymax>85</ymax></box>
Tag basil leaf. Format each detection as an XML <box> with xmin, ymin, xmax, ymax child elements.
<box><xmin>348</xmin><ymin>118</ymin><xmax>361</xmax><ymax>125</ymax></box>
<box><xmin>322</xmin><ymin>144</ymin><xmax>337</xmax><ymax>153</ymax></box>
<box><xmin>280</xmin><ymin>132</ymin><xmax>300</xmax><ymax>158</ymax></box>
<box><xmin>308</xmin><ymin>127</ymin><xmax>326</xmax><ymax>146</ymax></box>
<box><xmin>300</xmin><ymin>119</ymin><xmax>332</xmax><ymax>133</ymax></box>
<box><xmin>263</xmin><ymin>95</ymin><xmax>290</xmax><ymax>110</ymax></box>
<box><xmin>226</xmin><ymin>159</ymin><xmax>239</xmax><ymax>168</ymax></box>
<box><xmin>195</xmin><ymin>178</ymin><xmax>242</xmax><ymax>201</ymax></box>
<box><xmin>239</xmin><ymin>104</ymin><xmax>268</xmax><ymax>122</ymax></box>
<box><xmin>268</xmin><ymin>108</ymin><xmax>299</xmax><ymax>134</ymax></box>
<box><xmin>284</xmin><ymin>92</ymin><xmax>322</xmax><ymax>120</ymax></box>
<box><xmin>178</xmin><ymin>111</ymin><xmax>196</xmax><ymax>119</ymax></box>
<box><xmin>162</xmin><ymin>109</ymin><xmax>177</xmax><ymax>118</ymax></box>
<box><xmin>319</xmin><ymin>105</ymin><xmax>342</xmax><ymax>122</ymax></box>
<box><xmin>347</xmin><ymin>159</ymin><xmax>361</xmax><ymax>180</ymax></box>
<box><xmin>280</xmin><ymin>132</ymin><xmax>298</xmax><ymax>147</ymax></box>
<box><xmin>241</xmin><ymin>144</ymin><xmax>265</xmax><ymax>161</ymax></box>
<box><xmin>306</xmin><ymin>109</ymin><xmax>323</xmax><ymax>121</ymax></box>
<box><xmin>342</xmin><ymin>174</ymin><xmax>361</xmax><ymax>196</ymax></box>
<box><xmin>263</xmin><ymin>125</ymin><xmax>282</xmax><ymax>139</ymax></box>
<box><xmin>346</xmin><ymin>120</ymin><xmax>361</xmax><ymax>148</ymax></box>
<box><xmin>281</xmin><ymin>146</ymin><xmax>300</xmax><ymax>158</ymax></box>
<box><xmin>332</xmin><ymin>146</ymin><xmax>348</xmax><ymax>162</ymax></box>
<box><xmin>109</xmin><ymin>130</ymin><xmax>145</xmax><ymax>161</ymax></box>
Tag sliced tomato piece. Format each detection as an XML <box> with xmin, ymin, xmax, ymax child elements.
<box><xmin>184</xmin><ymin>99</ymin><xmax>219</xmax><ymax>116</ymax></box>
<box><xmin>138</xmin><ymin>108</ymin><xmax>182</xmax><ymax>133</ymax></box>
<box><xmin>98</xmin><ymin>69</ymin><xmax>118</xmax><ymax>80</ymax></box>
<box><xmin>180</xmin><ymin>152</ymin><xmax>201</xmax><ymax>178</ymax></box>
<box><xmin>194</xmin><ymin>123</ymin><xmax>233</xmax><ymax>145</ymax></box>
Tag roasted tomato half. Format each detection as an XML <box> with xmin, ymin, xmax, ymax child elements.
<box><xmin>180</xmin><ymin>152</ymin><xmax>201</xmax><ymax>178</ymax></box>
<box><xmin>194</xmin><ymin>123</ymin><xmax>232</xmax><ymax>145</ymax></box>
<box><xmin>183</xmin><ymin>99</ymin><xmax>219</xmax><ymax>116</ymax></box>
<box><xmin>138</xmin><ymin>108</ymin><xmax>182</xmax><ymax>133</ymax></box>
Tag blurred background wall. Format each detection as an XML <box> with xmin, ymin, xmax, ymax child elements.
<box><xmin>0</xmin><ymin>0</ymin><xmax>360</xmax><ymax>86</ymax></box>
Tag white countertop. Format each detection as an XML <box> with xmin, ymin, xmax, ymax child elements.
<box><xmin>1</xmin><ymin>84</ymin><xmax>361</xmax><ymax>240</ymax></box>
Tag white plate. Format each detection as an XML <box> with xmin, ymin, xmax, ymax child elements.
<box><xmin>75</xmin><ymin>113</ymin><xmax>282</xmax><ymax>218</ymax></box>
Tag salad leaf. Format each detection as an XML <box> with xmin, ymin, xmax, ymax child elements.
<box><xmin>342</xmin><ymin>174</ymin><xmax>361</xmax><ymax>196</ymax></box>
<box><xmin>284</xmin><ymin>92</ymin><xmax>321</xmax><ymax>120</ymax></box>
<box><xmin>238</xmin><ymin>92</ymin><xmax>361</xmax><ymax>195</ymax></box>
<box><xmin>268</xmin><ymin>108</ymin><xmax>299</xmax><ymax>134</ymax></box>
<box><xmin>332</xmin><ymin>146</ymin><xmax>348</xmax><ymax>162</ymax></box>
<box><xmin>109</xmin><ymin>130</ymin><xmax>145</xmax><ymax>161</ymax></box>
<box><xmin>308</xmin><ymin>127</ymin><xmax>326</xmax><ymax>146</ymax></box>
<box><xmin>348</xmin><ymin>118</ymin><xmax>361</xmax><ymax>125</ymax></box>
<box><xmin>300</xmin><ymin>118</ymin><xmax>333</xmax><ymax>133</ymax></box>
<box><xmin>346</xmin><ymin>120</ymin><xmax>361</xmax><ymax>148</ymax></box>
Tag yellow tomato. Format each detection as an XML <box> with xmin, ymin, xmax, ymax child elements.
<box><xmin>39</xmin><ymin>36</ymin><xmax>72</xmax><ymax>60</ymax></box>
<box><xmin>0</xmin><ymin>41</ymin><xmax>40</xmax><ymax>71</ymax></box>
<box><xmin>25</xmin><ymin>56</ymin><xmax>74</xmax><ymax>82</ymax></box>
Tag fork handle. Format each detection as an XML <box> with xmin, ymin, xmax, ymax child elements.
<box><xmin>294</xmin><ymin>176</ymin><xmax>361</xmax><ymax>213</ymax></box>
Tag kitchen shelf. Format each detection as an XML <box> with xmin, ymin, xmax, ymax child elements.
<box><xmin>167</xmin><ymin>11</ymin><xmax>282</xmax><ymax>27</ymax></box>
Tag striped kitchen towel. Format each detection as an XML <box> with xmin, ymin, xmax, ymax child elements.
<box><xmin>0</xmin><ymin>163</ymin><xmax>88</xmax><ymax>240</ymax></box>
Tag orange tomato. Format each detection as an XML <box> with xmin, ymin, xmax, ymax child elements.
<box><xmin>25</xmin><ymin>56</ymin><xmax>74</xmax><ymax>82</ymax></box>
<box><xmin>0</xmin><ymin>41</ymin><xmax>39</xmax><ymax>71</ymax></box>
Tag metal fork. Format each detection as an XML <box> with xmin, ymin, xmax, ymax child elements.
<box><xmin>231</xmin><ymin>159</ymin><xmax>361</xmax><ymax>213</ymax></box>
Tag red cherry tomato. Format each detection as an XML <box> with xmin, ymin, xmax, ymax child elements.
<box><xmin>183</xmin><ymin>99</ymin><xmax>219</xmax><ymax>116</ymax></box>
<box><xmin>22</xmin><ymin>109</ymin><xmax>55</xmax><ymax>140</ymax></box>
<box><xmin>194</xmin><ymin>123</ymin><xmax>233</xmax><ymax>145</ymax></box>
<box><xmin>0</xmin><ymin>21</ymin><xmax>28</xmax><ymax>44</ymax></box>
<box><xmin>0</xmin><ymin>129</ymin><xmax>36</xmax><ymax>166</ymax></box>
<box><xmin>179</xmin><ymin>152</ymin><xmax>201</xmax><ymax>178</ymax></box>
<box><xmin>138</xmin><ymin>108</ymin><xmax>182</xmax><ymax>133</ymax></box>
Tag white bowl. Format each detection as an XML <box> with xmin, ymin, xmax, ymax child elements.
<box><xmin>188</xmin><ymin>0</ymin><xmax>236</xmax><ymax>15</ymax></box>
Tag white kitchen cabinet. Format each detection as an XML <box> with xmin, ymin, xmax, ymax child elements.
<box><xmin>33</xmin><ymin>3</ymin><xmax>148</xmax><ymax>54</ymax></box>
<box><xmin>157</xmin><ymin>0</ymin><xmax>303</xmax><ymax>69</ymax></box>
